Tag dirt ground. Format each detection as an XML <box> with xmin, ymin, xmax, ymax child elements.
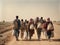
<box><xmin>6</xmin><ymin>23</ymin><xmax>60</xmax><ymax>45</ymax></box>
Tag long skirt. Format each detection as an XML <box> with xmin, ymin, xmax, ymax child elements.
<box><xmin>29</xmin><ymin>29</ymin><xmax>34</xmax><ymax>38</ymax></box>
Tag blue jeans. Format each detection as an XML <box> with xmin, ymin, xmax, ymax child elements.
<box><xmin>14</xmin><ymin>29</ymin><xmax>20</xmax><ymax>40</ymax></box>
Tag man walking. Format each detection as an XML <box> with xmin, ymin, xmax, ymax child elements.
<box><xmin>13</xmin><ymin>16</ymin><xmax>21</xmax><ymax>41</ymax></box>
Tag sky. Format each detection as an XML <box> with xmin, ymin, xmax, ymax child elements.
<box><xmin>0</xmin><ymin>0</ymin><xmax>60</xmax><ymax>21</ymax></box>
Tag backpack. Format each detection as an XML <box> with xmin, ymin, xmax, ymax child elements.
<box><xmin>13</xmin><ymin>20</ymin><xmax>18</xmax><ymax>29</ymax></box>
<box><xmin>30</xmin><ymin>24</ymin><xmax>34</xmax><ymax>29</ymax></box>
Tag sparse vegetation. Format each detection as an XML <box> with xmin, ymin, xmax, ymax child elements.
<box><xmin>0</xmin><ymin>22</ymin><xmax>13</xmax><ymax>45</ymax></box>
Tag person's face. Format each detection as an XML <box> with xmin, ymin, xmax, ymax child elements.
<box><xmin>47</xmin><ymin>19</ymin><xmax>50</xmax><ymax>22</ymax></box>
<box><xmin>16</xmin><ymin>16</ymin><xmax>18</xmax><ymax>19</ymax></box>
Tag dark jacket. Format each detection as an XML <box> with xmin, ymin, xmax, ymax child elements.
<box><xmin>14</xmin><ymin>19</ymin><xmax>21</xmax><ymax>30</ymax></box>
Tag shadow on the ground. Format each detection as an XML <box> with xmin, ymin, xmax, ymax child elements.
<box><xmin>52</xmin><ymin>39</ymin><xmax>60</xmax><ymax>42</ymax></box>
<box><xmin>22</xmin><ymin>39</ymin><xmax>60</xmax><ymax>42</ymax></box>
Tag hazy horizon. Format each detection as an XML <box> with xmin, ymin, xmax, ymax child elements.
<box><xmin>0</xmin><ymin>0</ymin><xmax>60</xmax><ymax>21</ymax></box>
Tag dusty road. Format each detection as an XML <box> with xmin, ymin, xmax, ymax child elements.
<box><xmin>6</xmin><ymin>23</ymin><xmax>60</xmax><ymax>45</ymax></box>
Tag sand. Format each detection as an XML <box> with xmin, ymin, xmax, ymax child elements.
<box><xmin>6</xmin><ymin>23</ymin><xmax>60</xmax><ymax>45</ymax></box>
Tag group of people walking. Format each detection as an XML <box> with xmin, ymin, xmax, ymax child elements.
<box><xmin>13</xmin><ymin>16</ymin><xmax>54</xmax><ymax>41</ymax></box>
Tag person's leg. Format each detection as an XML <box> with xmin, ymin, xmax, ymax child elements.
<box><xmin>45</xmin><ymin>31</ymin><xmax>48</xmax><ymax>39</ymax></box>
<box><xmin>38</xmin><ymin>34</ymin><xmax>40</xmax><ymax>40</ymax></box>
<box><xmin>21</xmin><ymin>30</ymin><xmax>23</xmax><ymax>39</ymax></box>
<box><xmin>15</xmin><ymin>31</ymin><xmax>19</xmax><ymax>41</ymax></box>
<box><xmin>38</xmin><ymin>28</ymin><xmax>41</xmax><ymax>40</ymax></box>
<box><xmin>26</xmin><ymin>31</ymin><xmax>28</xmax><ymax>39</ymax></box>
<box><xmin>21</xmin><ymin>32</ymin><xmax>24</xmax><ymax>39</ymax></box>
<box><xmin>25</xmin><ymin>30</ymin><xmax>28</xmax><ymax>40</ymax></box>
<box><xmin>37</xmin><ymin>28</ymin><xmax>41</xmax><ymax>40</ymax></box>
<box><xmin>29</xmin><ymin>32</ymin><xmax>31</xmax><ymax>40</ymax></box>
<box><xmin>47</xmin><ymin>30</ymin><xmax>51</xmax><ymax>40</ymax></box>
<box><xmin>32</xmin><ymin>30</ymin><xmax>34</xmax><ymax>37</ymax></box>
<box><xmin>37</xmin><ymin>28</ymin><xmax>39</xmax><ymax>40</ymax></box>
<box><xmin>16</xmin><ymin>35</ymin><xmax>18</xmax><ymax>41</ymax></box>
<box><xmin>29</xmin><ymin>30</ymin><xmax>32</xmax><ymax>40</ymax></box>
<box><xmin>18</xmin><ymin>30</ymin><xmax>20</xmax><ymax>37</ymax></box>
<box><xmin>48</xmin><ymin>35</ymin><xmax>51</xmax><ymax>39</ymax></box>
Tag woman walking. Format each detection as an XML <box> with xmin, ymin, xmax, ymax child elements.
<box><xmin>24</xmin><ymin>20</ymin><xmax>29</xmax><ymax>40</ymax></box>
<box><xmin>28</xmin><ymin>18</ymin><xmax>35</xmax><ymax>40</ymax></box>
<box><xmin>20</xmin><ymin>19</ymin><xmax>25</xmax><ymax>40</ymax></box>
<box><xmin>46</xmin><ymin>18</ymin><xmax>54</xmax><ymax>41</ymax></box>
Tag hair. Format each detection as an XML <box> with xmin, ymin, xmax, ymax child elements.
<box><xmin>47</xmin><ymin>18</ymin><xmax>50</xmax><ymax>20</ymax></box>
<box><xmin>16</xmin><ymin>16</ymin><xmax>18</xmax><ymax>19</ymax></box>
<box><xmin>27</xmin><ymin>21</ymin><xmax>29</xmax><ymax>23</ymax></box>
<box><xmin>41</xmin><ymin>17</ymin><xmax>43</xmax><ymax>19</ymax></box>
<box><xmin>21</xmin><ymin>19</ymin><xmax>23</xmax><ymax>21</ymax></box>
